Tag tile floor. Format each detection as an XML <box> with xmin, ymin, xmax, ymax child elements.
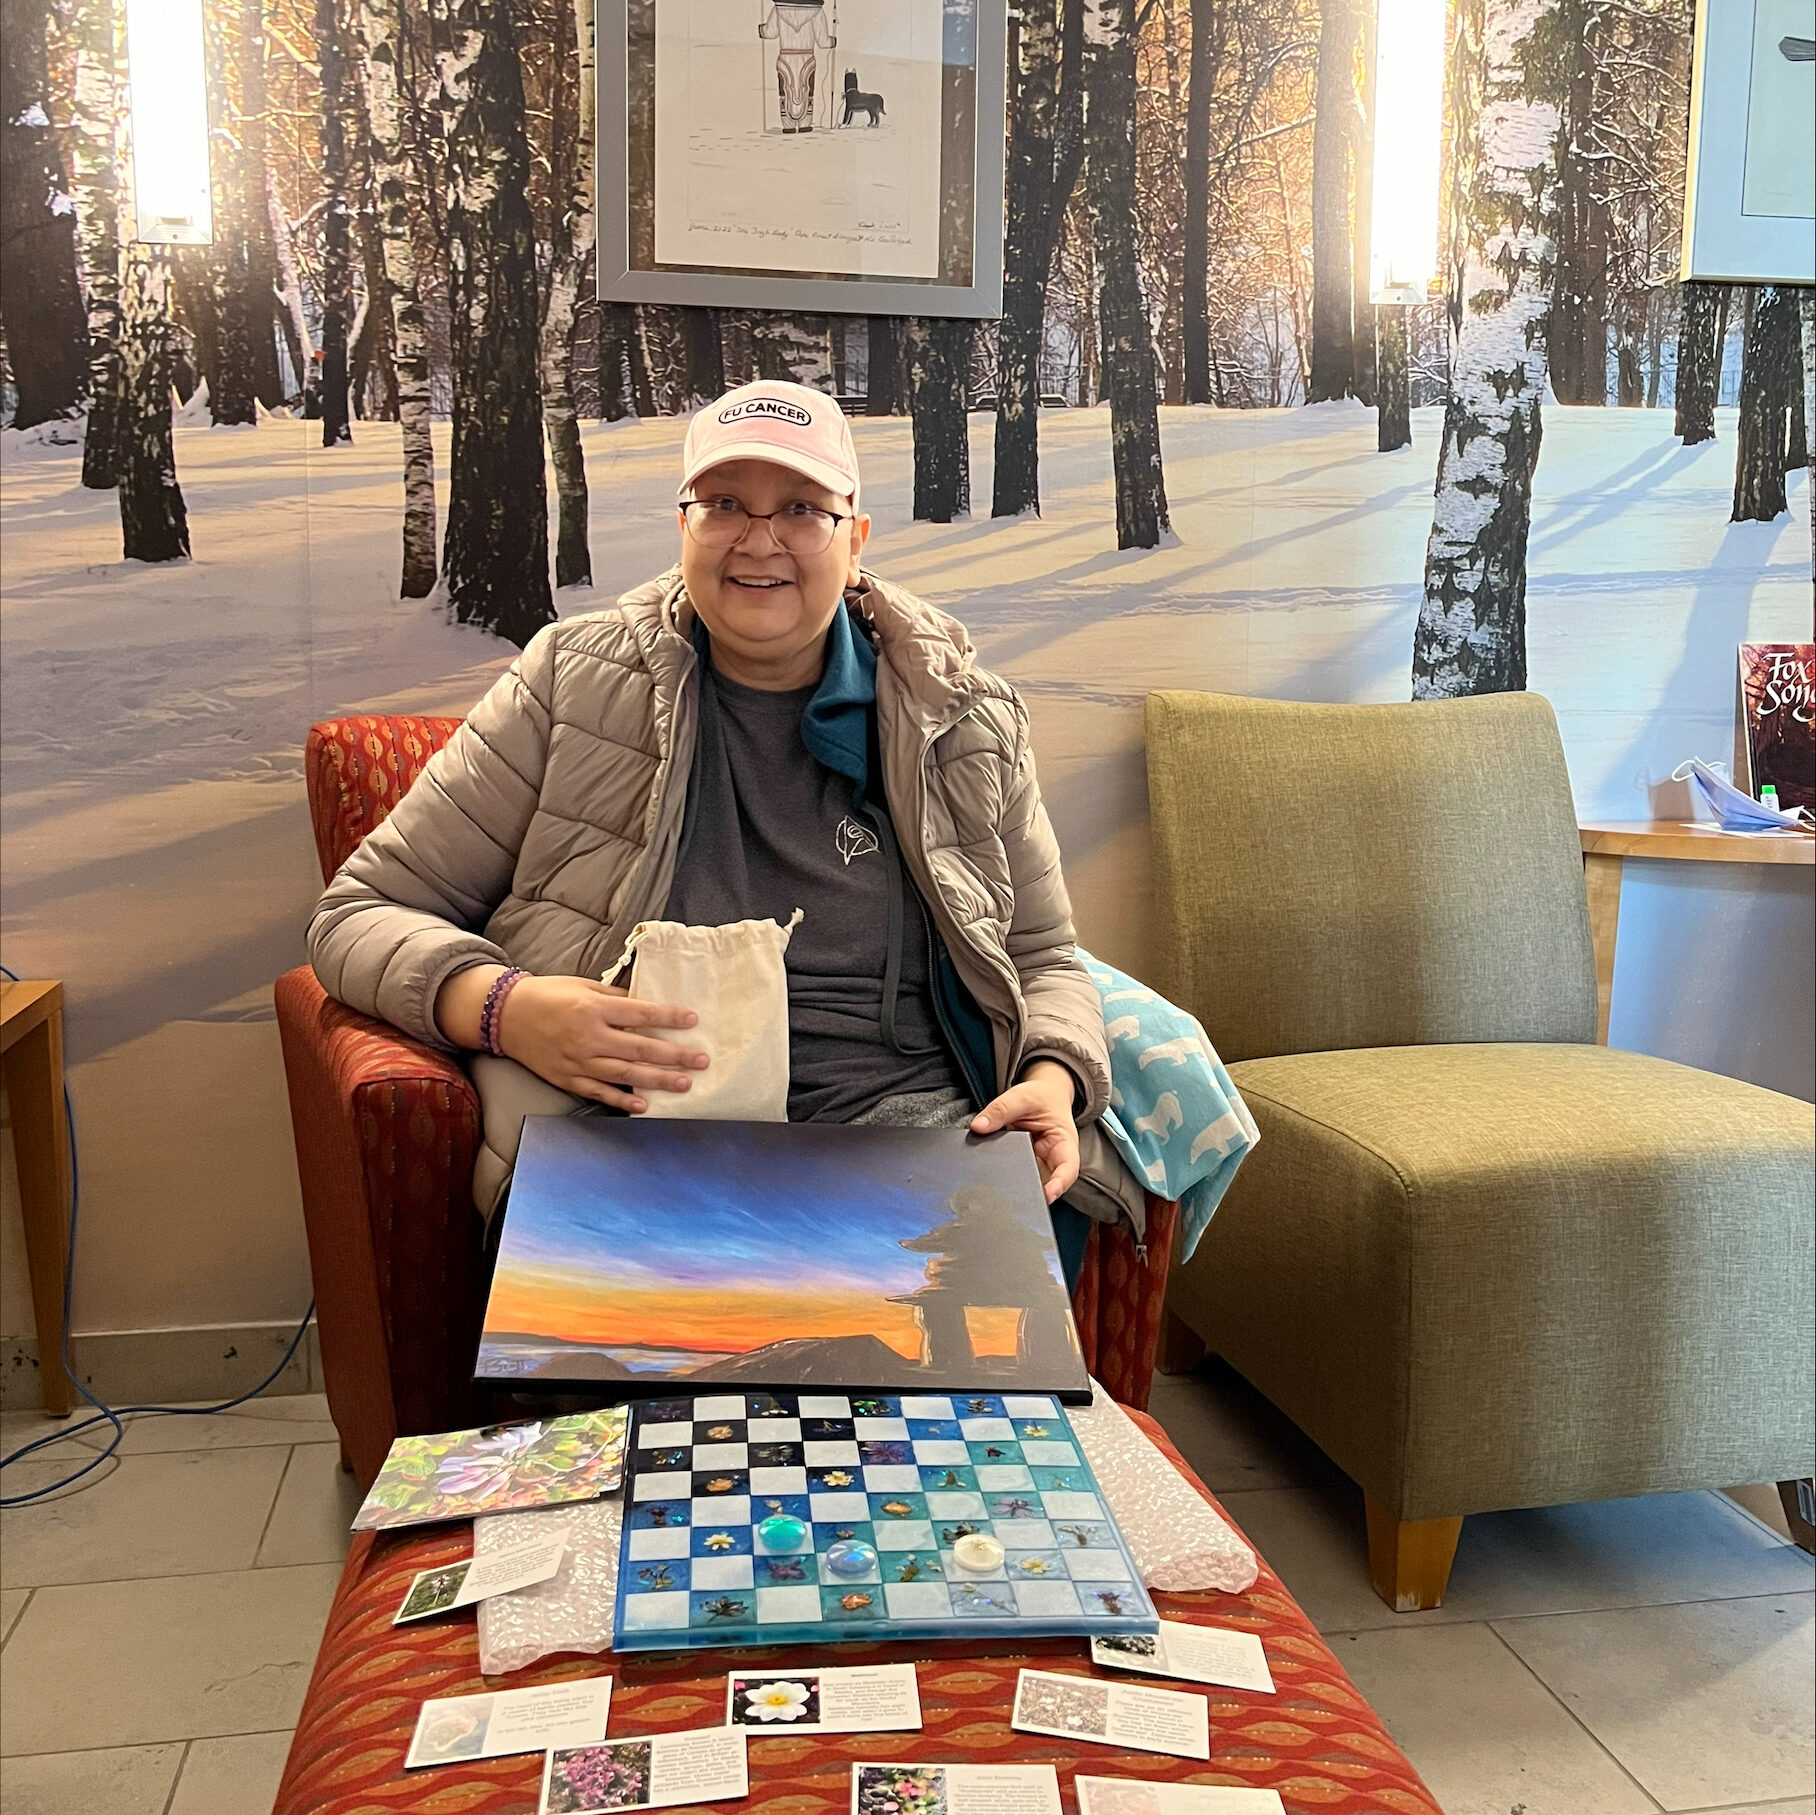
<box><xmin>0</xmin><ymin>1370</ymin><xmax>1809</xmax><ymax>1815</ymax></box>
<box><xmin>1150</xmin><ymin>1361</ymin><xmax>1815</xmax><ymax>1815</ymax></box>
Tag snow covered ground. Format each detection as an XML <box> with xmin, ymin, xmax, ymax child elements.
<box><xmin>0</xmin><ymin>399</ymin><xmax>1808</xmax><ymax>1331</ymax></box>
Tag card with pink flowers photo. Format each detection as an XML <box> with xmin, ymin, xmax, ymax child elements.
<box><xmin>542</xmin><ymin>1728</ymin><xmax>749</xmax><ymax>1814</ymax></box>
<box><xmin>353</xmin><ymin>1408</ymin><xmax>628</xmax><ymax>1532</ymax></box>
<box><xmin>726</xmin><ymin>1663</ymin><xmax>921</xmax><ymax>1733</ymax></box>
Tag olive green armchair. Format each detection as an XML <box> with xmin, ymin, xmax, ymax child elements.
<box><xmin>1149</xmin><ymin>690</ymin><xmax>1816</xmax><ymax>1609</ymax></box>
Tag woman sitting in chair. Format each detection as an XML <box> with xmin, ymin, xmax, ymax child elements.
<box><xmin>308</xmin><ymin>381</ymin><xmax>1111</xmax><ymax>1267</ymax></box>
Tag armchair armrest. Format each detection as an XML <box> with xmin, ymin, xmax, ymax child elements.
<box><xmin>274</xmin><ymin>966</ymin><xmax>485</xmax><ymax>1488</ymax></box>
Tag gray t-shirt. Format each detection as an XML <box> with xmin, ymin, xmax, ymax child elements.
<box><xmin>664</xmin><ymin>659</ymin><xmax>967</xmax><ymax>1122</ymax></box>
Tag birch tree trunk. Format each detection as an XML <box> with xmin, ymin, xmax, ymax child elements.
<box><xmin>906</xmin><ymin>317</ymin><xmax>972</xmax><ymax>522</ymax></box>
<box><xmin>239</xmin><ymin>0</ymin><xmax>284</xmax><ymax>407</ymax></box>
<box><xmin>352</xmin><ymin>0</ymin><xmax>436</xmax><ymax>595</ymax></box>
<box><xmin>1377</xmin><ymin>306</ymin><xmax>1411</xmax><ymax>450</ymax></box>
<box><xmin>682</xmin><ymin>310</ymin><xmax>725</xmax><ymax>400</ymax></box>
<box><xmin>1731</xmin><ymin>283</ymin><xmax>1797</xmax><ymax>523</ymax></box>
<box><xmin>1307</xmin><ymin>0</ymin><xmax>1357</xmax><ymax>402</ymax></box>
<box><xmin>992</xmin><ymin>0</ymin><xmax>1084</xmax><ymax>512</ymax></box>
<box><xmin>1548</xmin><ymin>0</ymin><xmax>1607</xmax><ymax>405</ymax></box>
<box><xmin>267</xmin><ymin>171</ymin><xmax>312</xmax><ymax>393</ymax></box>
<box><xmin>317</xmin><ymin>0</ymin><xmax>355</xmax><ymax>444</ymax></box>
<box><xmin>1351</xmin><ymin>0</ymin><xmax>1377</xmax><ymax>409</ymax></box>
<box><xmin>866</xmin><ymin>318</ymin><xmax>901</xmax><ymax>413</ymax></box>
<box><xmin>993</xmin><ymin>0</ymin><xmax>1060</xmax><ymax>515</ymax></box>
<box><xmin>1614</xmin><ymin>296</ymin><xmax>1643</xmax><ymax>406</ymax></box>
<box><xmin>1182</xmin><ymin>0</ymin><xmax>1216</xmax><ymax>404</ymax></box>
<box><xmin>625</xmin><ymin>304</ymin><xmax>656</xmax><ymax>415</ymax></box>
<box><xmin>0</xmin><ymin>0</ymin><xmax>87</xmax><ymax>426</ymax></box>
<box><xmin>717</xmin><ymin>310</ymin><xmax>754</xmax><ymax>388</ymax></box>
<box><xmin>596</xmin><ymin>303</ymin><xmax>630</xmax><ymax>418</ymax></box>
<box><xmin>537</xmin><ymin>0</ymin><xmax>594</xmax><ymax>589</ymax></box>
<box><xmin>431</xmin><ymin>0</ymin><xmax>554</xmax><ymax>643</ymax></box>
<box><xmin>1411</xmin><ymin>0</ymin><xmax>1561</xmax><ymax>697</ymax></box>
<box><xmin>202</xmin><ymin>0</ymin><xmax>257</xmax><ymax>425</ymax></box>
<box><xmin>1674</xmin><ymin>279</ymin><xmax>1725</xmax><ymax>445</ymax></box>
<box><xmin>1086</xmin><ymin>0</ymin><xmax>1170</xmax><ymax>549</ymax></box>
<box><xmin>116</xmin><ymin>250</ymin><xmax>190</xmax><ymax>560</ymax></box>
<box><xmin>69</xmin><ymin>0</ymin><xmax>123</xmax><ymax>485</ymax></box>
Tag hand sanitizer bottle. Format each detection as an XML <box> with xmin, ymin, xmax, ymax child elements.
<box><xmin>1760</xmin><ymin>784</ymin><xmax>1781</xmax><ymax>814</ymax></box>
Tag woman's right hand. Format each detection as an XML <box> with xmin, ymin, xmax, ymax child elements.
<box><xmin>437</xmin><ymin>967</ymin><xmax>708</xmax><ymax>1113</ymax></box>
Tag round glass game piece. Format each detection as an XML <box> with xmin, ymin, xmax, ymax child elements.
<box><xmin>755</xmin><ymin>1513</ymin><xmax>809</xmax><ymax>1551</ymax></box>
<box><xmin>823</xmin><ymin>1538</ymin><xmax>877</xmax><ymax>1578</ymax></box>
<box><xmin>950</xmin><ymin>1533</ymin><xmax>1005</xmax><ymax>1573</ymax></box>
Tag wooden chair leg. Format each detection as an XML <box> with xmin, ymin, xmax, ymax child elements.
<box><xmin>1157</xmin><ymin>1309</ymin><xmax>1207</xmax><ymax>1376</ymax></box>
<box><xmin>1365</xmin><ymin>1495</ymin><xmax>1464</xmax><ymax>1611</ymax></box>
<box><xmin>1778</xmin><ymin>1479</ymin><xmax>1815</xmax><ymax>1554</ymax></box>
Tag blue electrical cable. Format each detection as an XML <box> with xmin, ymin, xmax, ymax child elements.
<box><xmin>0</xmin><ymin>964</ymin><xmax>316</xmax><ymax>1506</ymax></box>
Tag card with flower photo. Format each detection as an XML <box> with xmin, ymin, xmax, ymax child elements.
<box><xmin>851</xmin><ymin>1763</ymin><xmax>1061</xmax><ymax>1815</ymax></box>
<box><xmin>1011</xmin><ymin>1668</ymin><xmax>1209</xmax><ymax>1760</ymax></box>
<box><xmin>542</xmin><ymin>1728</ymin><xmax>748</xmax><ymax>1813</ymax></box>
<box><xmin>405</xmin><ymin>1678</ymin><xmax>611</xmax><ymax>1770</ymax></box>
<box><xmin>727</xmin><ymin>1663</ymin><xmax>921</xmax><ymax>1734</ymax></box>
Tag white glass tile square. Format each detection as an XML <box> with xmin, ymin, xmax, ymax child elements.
<box><xmin>899</xmin><ymin>1397</ymin><xmax>956</xmax><ymax>1420</ymax></box>
<box><xmin>626</xmin><ymin>1528</ymin><xmax>691</xmax><ymax>1559</ymax></box>
<box><xmin>861</xmin><ymin>1465</ymin><xmax>921</xmax><ymax>1492</ymax></box>
<box><xmin>754</xmin><ymin>1585</ymin><xmax>822</xmax><ymax>1623</ymax></box>
<box><xmin>621</xmin><ymin>1590</ymin><xmax>690</xmax><ymax>1629</ymax></box>
<box><xmin>690</xmin><ymin>1555</ymin><xmax>755</xmax><ymax>1591</ymax></box>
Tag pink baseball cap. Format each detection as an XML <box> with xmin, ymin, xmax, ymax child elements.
<box><xmin>681</xmin><ymin>380</ymin><xmax>862</xmax><ymax>511</ymax></box>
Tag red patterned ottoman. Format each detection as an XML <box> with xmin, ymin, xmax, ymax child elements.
<box><xmin>273</xmin><ymin>1415</ymin><xmax>1437</xmax><ymax>1815</ymax></box>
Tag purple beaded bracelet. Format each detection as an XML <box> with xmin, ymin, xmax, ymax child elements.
<box><xmin>479</xmin><ymin>967</ymin><xmax>530</xmax><ymax>1057</ymax></box>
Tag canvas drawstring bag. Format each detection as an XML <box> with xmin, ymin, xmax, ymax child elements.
<box><xmin>602</xmin><ymin>911</ymin><xmax>804</xmax><ymax>1121</ymax></box>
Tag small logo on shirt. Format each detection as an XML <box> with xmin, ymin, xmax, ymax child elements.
<box><xmin>835</xmin><ymin>816</ymin><xmax>879</xmax><ymax>865</ymax></box>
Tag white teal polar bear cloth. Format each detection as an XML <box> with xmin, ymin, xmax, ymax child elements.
<box><xmin>1079</xmin><ymin>952</ymin><xmax>1260</xmax><ymax>1262</ymax></box>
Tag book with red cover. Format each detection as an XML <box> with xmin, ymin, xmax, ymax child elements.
<box><xmin>1739</xmin><ymin>643</ymin><xmax>1815</xmax><ymax>814</ymax></box>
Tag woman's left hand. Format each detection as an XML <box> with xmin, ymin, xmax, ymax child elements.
<box><xmin>971</xmin><ymin>1058</ymin><xmax>1080</xmax><ymax>1203</ymax></box>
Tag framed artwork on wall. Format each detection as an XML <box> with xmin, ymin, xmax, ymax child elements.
<box><xmin>598</xmin><ymin>0</ymin><xmax>1007</xmax><ymax>317</ymax></box>
<box><xmin>1681</xmin><ymin>0</ymin><xmax>1815</xmax><ymax>282</ymax></box>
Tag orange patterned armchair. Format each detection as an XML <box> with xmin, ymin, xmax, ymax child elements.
<box><xmin>277</xmin><ymin>716</ymin><xmax>1178</xmax><ymax>1490</ymax></box>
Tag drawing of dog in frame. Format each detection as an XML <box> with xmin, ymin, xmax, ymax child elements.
<box><xmin>841</xmin><ymin>68</ymin><xmax>886</xmax><ymax>125</ymax></box>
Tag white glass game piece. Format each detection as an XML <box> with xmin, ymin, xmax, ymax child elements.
<box><xmin>951</xmin><ymin>1532</ymin><xmax>1006</xmax><ymax>1573</ymax></box>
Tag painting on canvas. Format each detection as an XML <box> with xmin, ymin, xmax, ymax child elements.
<box><xmin>474</xmin><ymin>1119</ymin><xmax>1088</xmax><ymax>1400</ymax></box>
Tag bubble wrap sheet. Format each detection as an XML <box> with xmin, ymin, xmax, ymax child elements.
<box><xmin>473</xmin><ymin>1382</ymin><xmax>1254</xmax><ymax>1674</ymax></box>
<box><xmin>1069</xmin><ymin>1380</ymin><xmax>1258</xmax><ymax>1595</ymax></box>
<box><xmin>475</xmin><ymin>1497</ymin><xmax>622</xmax><ymax>1676</ymax></box>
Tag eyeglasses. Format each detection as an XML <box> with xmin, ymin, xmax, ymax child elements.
<box><xmin>680</xmin><ymin>496</ymin><xmax>852</xmax><ymax>555</ymax></box>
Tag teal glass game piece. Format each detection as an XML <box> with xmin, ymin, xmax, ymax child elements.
<box><xmin>614</xmin><ymin>1391</ymin><xmax>1159</xmax><ymax>1652</ymax></box>
<box><xmin>756</xmin><ymin>1512</ymin><xmax>809</xmax><ymax>1550</ymax></box>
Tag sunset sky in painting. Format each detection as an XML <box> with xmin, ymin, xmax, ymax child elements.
<box><xmin>481</xmin><ymin>1118</ymin><xmax>1059</xmax><ymax>1356</ymax></box>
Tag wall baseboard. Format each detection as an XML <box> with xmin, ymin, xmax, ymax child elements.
<box><xmin>1</xmin><ymin>1319</ymin><xmax>320</xmax><ymax>1413</ymax></box>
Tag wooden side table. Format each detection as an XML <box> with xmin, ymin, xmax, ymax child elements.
<box><xmin>0</xmin><ymin>980</ymin><xmax>76</xmax><ymax>1415</ymax></box>
<box><xmin>1579</xmin><ymin>820</ymin><xmax>1815</xmax><ymax>1046</ymax></box>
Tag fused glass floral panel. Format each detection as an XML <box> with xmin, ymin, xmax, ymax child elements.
<box><xmin>353</xmin><ymin>1408</ymin><xmax>629</xmax><ymax>1531</ymax></box>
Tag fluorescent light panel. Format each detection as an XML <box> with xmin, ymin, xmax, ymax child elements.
<box><xmin>1369</xmin><ymin>0</ymin><xmax>1445</xmax><ymax>304</ymax></box>
<box><xmin>125</xmin><ymin>0</ymin><xmax>213</xmax><ymax>244</ymax></box>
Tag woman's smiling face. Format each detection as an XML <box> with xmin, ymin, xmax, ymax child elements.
<box><xmin>679</xmin><ymin>457</ymin><xmax>870</xmax><ymax>688</ymax></box>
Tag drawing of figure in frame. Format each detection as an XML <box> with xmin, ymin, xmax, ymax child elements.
<box><xmin>758</xmin><ymin>0</ymin><xmax>835</xmax><ymax>133</ymax></box>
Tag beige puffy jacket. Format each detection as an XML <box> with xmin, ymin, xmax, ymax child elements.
<box><xmin>309</xmin><ymin>571</ymin><xmax>1120</xmax><ymax>1206</ymax></box>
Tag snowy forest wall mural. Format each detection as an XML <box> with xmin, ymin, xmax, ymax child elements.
<box><xmin>0</xmin><ymin>0</ymin><xmax>1810</xmax><ymax>1354</ymax></box>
